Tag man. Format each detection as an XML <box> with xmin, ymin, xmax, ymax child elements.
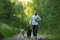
<box><xmin>29</xmin><ymin>11</ymin><xmax>41</xmax><ymax>39</ymax></box>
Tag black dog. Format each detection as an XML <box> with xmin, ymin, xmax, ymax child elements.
<box><xmin>27</xmin><ymin>26</ymin><xmax>32</xmax><ymax>38</ymax></box>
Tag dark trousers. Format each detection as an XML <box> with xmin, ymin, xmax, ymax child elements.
<box><xmin>32</xmin><ymin>25</ymin><xmax>38</xmax><ymax>37</ymax></box>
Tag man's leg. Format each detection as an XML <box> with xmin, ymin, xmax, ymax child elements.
<box><xmin>32</xmin><ymin>25</ymin><xmax>35</xmax><ymax>37</ymax></box>
<box><xmin>32</xmin><ymin>25</ymin><xmax>38</xmax><ymax>39</ymax></box>
<box><xmin>34</xmin><ymin>25</ymin><xmax>38</xmax><ymax>39</ymax></box>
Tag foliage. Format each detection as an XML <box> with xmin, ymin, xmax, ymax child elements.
<box><xmin>33</xmin><ymin>0</ymin><xmax>60</xmax><ymax>38</ymax></box>
<box><xmin>0</xmin><ymin>23</ymin><xmax>18</xmax><ymax>37</ymax></box>
<box><xmin>0</xmin><ymin>0</ymin><xmax>27</xmax><ymax>37</ymax></box>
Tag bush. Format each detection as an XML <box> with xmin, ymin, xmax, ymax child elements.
<box><xmin>0</xmin><ymin>23</ymin><xmax>18</xmax><ymax>37</ymax></box>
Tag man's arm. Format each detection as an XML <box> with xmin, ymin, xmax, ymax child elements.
<box><xmin>38</xmin><ymin>16</ymin><xmax>41</xmax><ymax>21</ymax></box>
<box><xmin>36</xmin><ymin>15</ymin><xmax>41</xmax><ymax>22</ymax></box>
<box><xmin>29</xmin><ymin>17</ymin><xmax>32</xmax><ymax>25</ymax></box>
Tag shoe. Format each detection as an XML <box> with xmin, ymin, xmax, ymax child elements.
<box><xmin>33</xmin><ymin>36</ymin><xmax>37</xmax><ymax>39</ymax></box>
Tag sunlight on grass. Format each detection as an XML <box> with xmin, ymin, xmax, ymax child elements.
<box><xmin>10</xmin><ymin>0</ymin><xmax>15</xmax><ymax>3</ymax></box>
<box><xmin>18</xmin><ymin>0</ymin><xmax>32</xmax><ymax>5</ymax></box>
<box><xmin>24</xmin><ymin>7</ymin><xmax>33</xmax><ymax>18</ymax></box>
<box><xmin>17</xmin><ymin>14</ymin><xmax>21</xmax><ymax>18</ymax></box>
<box><xmin>13</xmin><ymin>14</ymin><xmax>16</xmax><ymax>16</ymax></box>
<box><xmin>13</xmin><ymin>13</ymin><xmax>21</xmax><ymax>18</ymax></box>
<box><xmin>19</xmin><ymin>0</ymin><xmax>33</xmax><ymax>18</ymax></box>
<box><xmin>10</xmin><ymin>0</ymin><xmax>33</xmax><ymax>18</ymax></box>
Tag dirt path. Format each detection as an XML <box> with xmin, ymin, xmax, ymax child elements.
<box><xmin>1</xmin><ymin>32</ymin><xmax>49</xmax><ymax>40</ymax></box>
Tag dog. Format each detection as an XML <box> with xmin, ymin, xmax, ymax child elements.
<box><xmin>20</xmin><ymin>28</ymin><xmax>25</xmax><ymax>38</ymax></box>
<box><xmin>27</xmin><ymin>26</ymin><xmax>32</xmax><ymax>38</ymax></box>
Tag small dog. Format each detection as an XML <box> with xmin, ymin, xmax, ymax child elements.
<box><xmin>27</xmin><ymin>26</ymin><xmax>32</xmax><ymax>38</ymax></box>
<box><xmin>21</xmin><ymin>28</ymin><xmax>25</xmax><ymax>38</ymax></box>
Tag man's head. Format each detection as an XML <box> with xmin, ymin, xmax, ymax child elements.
<box><xmin>34</xmin><ymin>11</ymin><xmax>38</xmax><ymax>16</ymax></box>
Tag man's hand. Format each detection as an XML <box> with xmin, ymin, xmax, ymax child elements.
<box><xmin>35</xmin><ymin>18</ymin><xmax>40</xmax><ymax>22</ymax></box>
